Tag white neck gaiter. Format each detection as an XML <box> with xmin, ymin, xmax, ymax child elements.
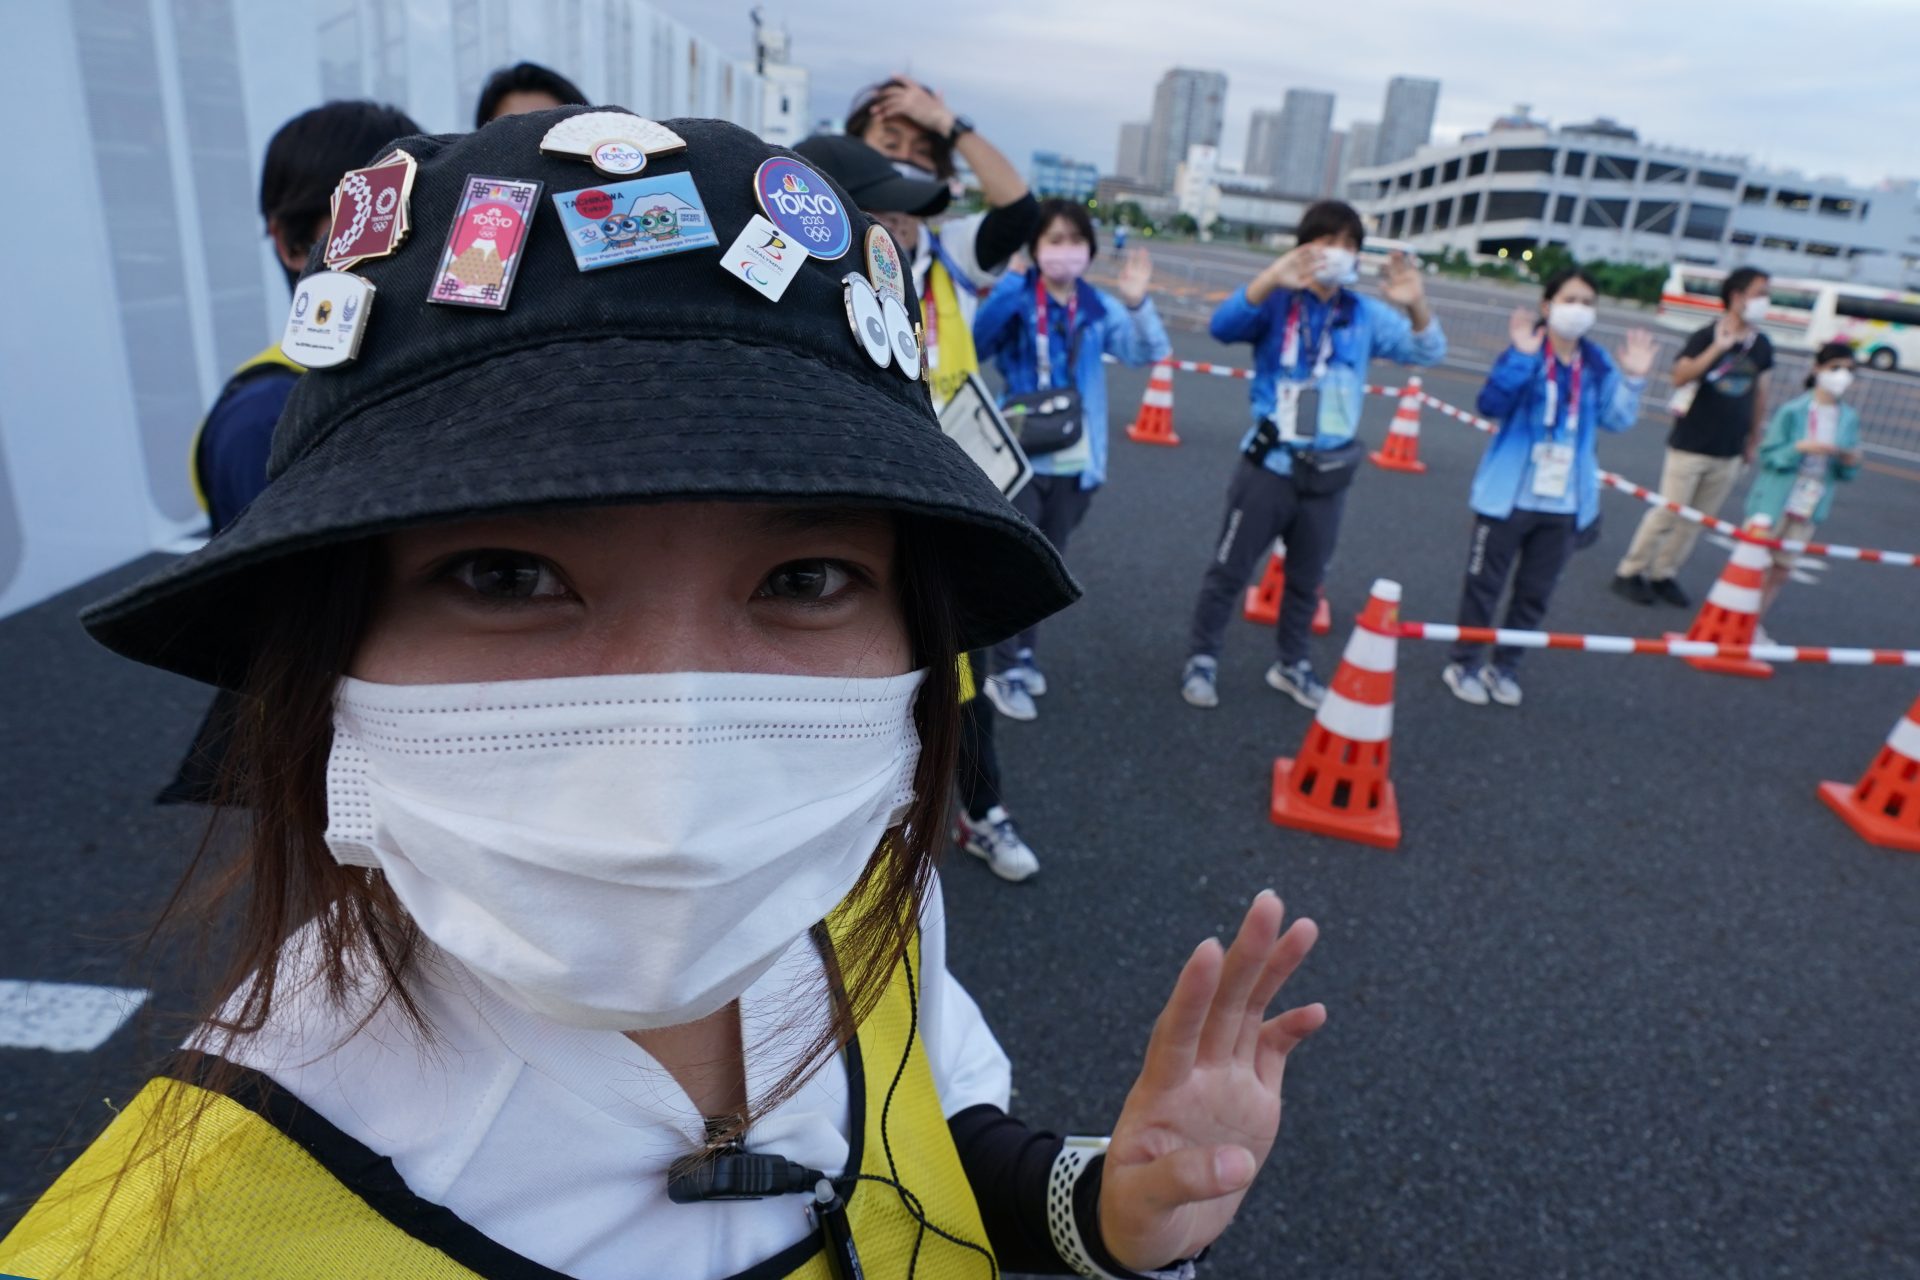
<box><xmin>322</xmin><ymin>669</ymin><xmax>925</xmax><ymax>1031</ymax></box>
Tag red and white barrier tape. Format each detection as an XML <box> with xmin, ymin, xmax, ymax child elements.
<box><xmin>1399</xmin><ymin>622</ymin><xmax>1920</xmax><ymax>666</ymax></box>
<box><xmin>1113</xmin><ymin>355</ymin><xmax>1397</xmax><ymax>396</ymax></box>
<box><xmin>1417</xmin><ymin>392</ymin><xmax>1920</xmax><ymax>567</ymax></box>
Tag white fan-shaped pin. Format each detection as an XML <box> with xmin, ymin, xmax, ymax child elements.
<box><xmin>539</xmin><ymin>112</ymin><xmax>688</xmax><ymax>159</ymax></box>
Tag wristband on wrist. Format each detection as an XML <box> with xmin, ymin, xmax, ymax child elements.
<box><xmin>1047</xmin><ymin>1138</ymin><xmax>1200</xmax><ymax>1280</ymax></box>
<box><xmin>946</xmin><ymin>115</ymin><xmax>975</xmax><ymax>145</ymax></box>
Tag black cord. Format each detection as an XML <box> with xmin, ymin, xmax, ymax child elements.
<box><xmin>861</xmin><ymin>948</ymin><xmax>996</xmax><ymax>1280</ymax></box>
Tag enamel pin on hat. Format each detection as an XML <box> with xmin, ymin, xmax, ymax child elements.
<box><xmin>428</xmin><ymin>175</ymin><xmax>543</xmax><ymax>309</ymax></box>
<box><xmin>539</xmin><ymin>112</ymin><xmax>688</xmax><ymax>177</ymax></box>
<box><xmin>842</xmin><ymin>273</ymin><xmax>891</xmax><ymax>369</ymax></box>
<box><xmin>326</xmin><ymin>149</ymin><xmax>417</xmax><ymax>271</ymax></box>
<box><xmin>281</xmin><ymin>271</ymin><xmax>375</xmax><ymax>368</ymax></box>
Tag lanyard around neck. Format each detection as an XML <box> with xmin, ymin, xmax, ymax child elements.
<box><xmin>1281</xmin><ymin>292</ymin><xmax>1334</xmax><ymax>381</ymax></box>
<box><xmin>1035</xmin><ymin>275</ymin><xmax>1077</xmax><ymax>389</ymax></box>
<box><xmin>1542</xmin><ymin>341</ymin><xmax>1583</xmax><ymax>439</ymax></box>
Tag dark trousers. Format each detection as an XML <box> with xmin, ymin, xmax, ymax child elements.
<box><xmin>1450</xmin><ymin>510</ymin><xmax>1578</xmax><ymax>673</ymax></box>
<box><xmin>992</xmin><ymin>474</ymin><xmax>1094</xmax><ymax>672</ymax></box>
<box><xmin>1188</xmin><ymin>458</ymin><xmax>1348</xmax><ymax>667</ymax></box>
<box><xmin>958</xmin><ymin>676</ymin><xmax>1003</xmax><ymax>820</ymax></box>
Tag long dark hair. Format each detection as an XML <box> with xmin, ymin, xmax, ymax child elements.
<box><xmin>61</xmin><ymin>512</ymin><xmax>965</xmax><ymax>1258</ymax></box>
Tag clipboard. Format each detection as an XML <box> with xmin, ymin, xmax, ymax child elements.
<box><xmin>937</xmin><ymin>373</ymin><xmax>1034</xmax><ymax>500</ymax></box>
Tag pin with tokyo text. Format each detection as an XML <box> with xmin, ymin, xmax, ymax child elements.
<box><xmin>881</xmin><ymin>294</ymin><xmax>919</xmax><ymax>381</ymax></box>
<box><xmin>428</xmin><ymin>175</ymin><xmax>543</xmax><ymax>310</ymax></box>
<box><xmin>326</xmin><ymin>149</ymin><xmax>417</xmax><ymax>271</ymax></box>
<box><xmin>719</xmin><ymin>214</ymin><xmax>810</xmax><ymax>302</ymax></box>
<box><xmin>864</xmin><ymin>224</ymin><xmax>905</xmax><ymax>306</ymax></box>
<box><xmin>281</xmin><ymin>271</ymin><xmax>375</xmax><ymax>369</ymax></box>
<box><xmin>539</xmin><ymin>111</ymin><xmax>687</xmax><ymax>177</ymax></box>
<box><xmin>842</xmin><ymin>274</ymin><xmax>891</xmax><ymax>369</ymax></box>
<box><xmin>756</xmin><ymin>158</ymin><xmax>852</xmax><ymax>261</ymax></box>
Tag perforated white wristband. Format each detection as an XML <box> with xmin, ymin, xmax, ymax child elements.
<box><xmin>1046</xmin><ymin>1137</ymin><xmax>1198</xmax><ymax>1280</ymax></box>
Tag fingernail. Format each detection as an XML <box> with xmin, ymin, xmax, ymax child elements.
<box><xmin>1215</xmin><ymin>1148</ymin><xmax>1256</xmax><ymax>1187</ymax></box>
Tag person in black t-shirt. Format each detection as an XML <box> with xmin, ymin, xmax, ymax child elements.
<box><xmin>1611</xmin><ymin>267</ymin><xmax>1774</xmax><ymax>606</ymax></box>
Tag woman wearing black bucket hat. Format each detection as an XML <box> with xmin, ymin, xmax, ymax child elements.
<box><xmin>0</xmin><ymin>110</ymin><xmax>1323</xmax><ymax>1280</ymax></box>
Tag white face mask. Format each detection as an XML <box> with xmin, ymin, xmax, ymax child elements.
<box><xmin>1816</xmin><ymin>367</ymin><xmax>1854</xmax><ymax>398</ymax></box>
<box><xmin>322</xmin><ymin>668</ymin><xmax>925</xmax><ymax>1030</ymax></box>
<box><xmin>1546</xmin><ymin>301</ymin><xmax>1597</xmax><ymax>341</ymax></box>
<box><xmin>1741</xmin><ymin>296</ymin><xmax>1771</xmax><ymax>325</ymax></box>
<box><xmin>1314</xmin><ymin>246</ymin><xmax>1358</xmax><ymax>286</ymax></box>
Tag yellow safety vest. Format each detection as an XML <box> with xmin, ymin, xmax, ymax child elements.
<box><xmin>187</xmin><ymin>345</ymin><xmax>305</xmax><ymax>515</ymax></box>
<box><xmin>0</xmin><ymin>918</ymin><xmax>991</xmax><ymax>1279</ymax></box>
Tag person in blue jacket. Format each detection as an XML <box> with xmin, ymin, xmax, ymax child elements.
<box><xmin>973</xmin><ymin>197</ymin><xmax>1170</xmax><ymax>721</ymax></box>
<box><xmin>1442</xmin><ymin>266</ymin><xmax>1655</xmax><ymax>707</ymax></box>
<box><xmin>1181</xmin><ymin>201</ymin><xmax>1445</xmax><ymax>711</ymax></box>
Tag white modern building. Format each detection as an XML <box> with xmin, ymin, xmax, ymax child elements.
<box><xmin>1175</xmin><ymin>144</ymin><xmax>1310</xmax><ymax>239</ymax></box>
<box><xmin>1375</xmin><ymin>76</ymin><xmax>1439</xmax><ymax>166</ymax></box>
<box><xmin>0</xmin><ymin>0</ymin><xmax>805</xmax><ymax>620</ymax></box>
<box><xmin>1349</xmin><ymin>116</ymin><xmax>1920</xmax><ymax>289</ymax></box>
<box><xmin>751</xmin><ymin>14</ymin><xmax>809</xmax><ymax>148</ymax></box>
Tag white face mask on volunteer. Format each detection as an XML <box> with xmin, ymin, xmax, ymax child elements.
<box><xmin>322</xmin><ymin>668</ymin><xmax>925</xmax><ymax>1030</ymax></box>
<box><xmin>1314</xmin><ymin>246</ymin><xmax>1359</xmax><ymax>286</ymax></box>
<box><xmin>1815</xmin><ymin>367</ymin><xmax>1855</xmax><ymax>398</ymax></box>
<box><xmin>1546</xmin><ymin>301</ymin><xmax>1598</xmax><ymax>341</ymax></box>
<box><xmin>1742</xmin><ymin>295</ymin><xmax>1771</xmax><ymax>325</ymax></box>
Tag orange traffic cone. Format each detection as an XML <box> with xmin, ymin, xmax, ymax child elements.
<box><xmin>1368</xmin><ymin>376</ymin><xmax>1427</xmax><ymax>473</ymax></box>
<box><xmin>1667</xmin><ymin>514</ymin><xmax>1774</xmax><ymax>679</ymax></box>
<box><xmin>1818</xmin><ymin>692</ymin><xmax>1920</xmax><ymax>853</ymax></box>
<box><xmin>1243</xmin><ymin>545</ymin><xmax>1332</xmax><ymax>633</ymax></box>
<box><xmin>1270</xmin><ymin>578</ymin><xmax>1402</xmax><ymax>850</ymax></box>
<box><xmin>1127</xmin><ymin>359</ymin><xmax>1180</xmax><ymax>446</ymax></box>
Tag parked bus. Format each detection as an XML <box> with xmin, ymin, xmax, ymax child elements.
<box><xmin>1659</xmin><ymin>264</ymin><xmax>1920</xmax><ymax>370</ymax></box>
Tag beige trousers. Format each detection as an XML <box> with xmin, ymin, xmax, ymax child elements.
<box><xmin>1615</xmin><ymin>448</ymin><xmax>1744</xmax><ymax>581</ymax></box>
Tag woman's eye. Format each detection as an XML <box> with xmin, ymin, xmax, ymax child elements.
<box><xmin>759</xmin><ymin>560</ymin><xmax>854</xmax><ymax>603</ymax></box>
<box><xmin>446</xmin><ymin>552</ymin><xmax>569</xmax><ymax>602</ymax></box>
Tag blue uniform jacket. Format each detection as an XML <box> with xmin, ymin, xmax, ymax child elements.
<box><xmin>1470</xmin><ymin>340</ymin><xmax>1645</xmax><ymax>529</ymax></box>
<box><xmin>1208</xmin><ymin>284</ymin><xmax>1445</xmax><ymax>477</ymax></box>
<box><xmin>973</xmin><ymin>270</ymin><xmax>1171</xmax><ymax>489</ymax></box>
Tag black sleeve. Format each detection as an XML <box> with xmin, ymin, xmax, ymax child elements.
<box><xmin>948</xmin><ymin>1106</ymin><xmax>1171</xmax><ymax>1278</ymax></box>
<box><xmin>1677</xmin><ymin>325</ymin><xmax>1713</xmax><ymax>363</ymax></box>
<box><xmin>1754</xmin><ymin>333</ymin><xmax>1775</xmax><ymax>372</ymax></box>
<box><xmin>971</xmin><ymin>194</ymin><xmax>1042</xmax><ymax>275</ymax></box>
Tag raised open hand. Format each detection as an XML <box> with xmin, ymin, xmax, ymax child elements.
<box><xmin>1509</xmin><ymin>307</ymin><xmax>1546</xmax><ymax>356</ymax></box>
<box><xmin>1098</xmin><ymin>891</ymin><xmax>1325</xmax><ymax>1272</ymax></box>
<box><xmin>1116</xmin><ymin>247</ymin><xmax>1154</xmax><ymax>308</ymax></box>
<box><xmin>873</xmin><ymin>75</ymin><xmax>956</xmax><ymax>138</ymax></box>
<box><xmin>1619</xmin><ymin>327</ymin><xmax>1657</xmax><ymax>379</ymax></box>
<box><xmin>1382</xmin><ymin>250</ymin><xmax>1426</xmax><ymax>308</ymax></box>
<box><xmin>1259</xmin><ymin>245</ymin><xmax>1322</xmax><ymax>294</ymax></box>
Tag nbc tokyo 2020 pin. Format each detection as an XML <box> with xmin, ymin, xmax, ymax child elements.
<box><xmin>880</xmin><ymin>295</ymin><xmax>919</xmax><ymax>381</ymax></box>
<box><xmin>280</xmin><ymin>271</ymin><xmax>375</xmax><ymax>369</ymax></box>
<box><xmin>756</xmin><ymin>158</ymin><xmax>852</xmax><ymax>260</ymax></box>
<box><xmin>428</xmin><ymin>175</ymin><xmax>543</xmax><ymax>310</ymax></box>
<box><xmin>842</xmin><ymin>274</ymin><xmax>891</xmax><ymax>369</ymax></box>
<box><xmin>539</xmin><ymin>112</ymin><xmax>687</xmax><ymax>176</ymax></box>
<box><xmin>864</xmin><ymin>224</ymin><xmax>905</xmax><ymax>305</ymax></box>
<box><xmin>325</xmin><ymin>149</ymin><xmax>417</xmax><ymax>271</ymax></box>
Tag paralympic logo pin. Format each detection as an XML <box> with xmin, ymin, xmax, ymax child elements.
<box><xmin>754</xmin><ymin>158</ymin><xmax>850</xmax><ymax>260</ymax></box>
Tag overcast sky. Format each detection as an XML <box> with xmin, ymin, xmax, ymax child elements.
<box><xmin>656</xmin><ymin>0</ymin><xmax>1918</xmax><ymax>189</ymax></box>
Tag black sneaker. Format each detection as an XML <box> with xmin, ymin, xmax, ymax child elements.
<box><xmin>1610</xmin><ymin>573</ymin><xmax>1656</xmax><ymax>605</ymax></box>
<box><xmin>1649</xmin><ymin>577</ymin><xmax>1691</xmax><ymax>607</ymax></box>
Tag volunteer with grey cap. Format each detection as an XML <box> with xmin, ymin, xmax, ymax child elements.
<box><xmin>1</xmin><ymin>110</ymin><xmax>1324</xmax><ymax>1280</ymax></box>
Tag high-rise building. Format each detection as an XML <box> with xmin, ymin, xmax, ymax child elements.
<box><xmin>1116</xmin><ymin>121</ymin><xmax>1150</xmax><ymax>181</ymax></box>
<box><xmin>1348</xmin><ymin>120</ymin><xmax>1379</xmax><ymax>172</ymax></box>
<box><xmin>1145</xmin><ymin>68</ymin><xmax>1227</xmax><ymax>190</ymax></box>
<box><xmin>1376</xmin><ymin>76</ymin><xmax>1440</xmax><ymax>166</ymax></box>
<box><xmin>1322</xmin><ymin>129</ymin><xmax>1347</xmax><ymax>199</ymax></box>
<box><xmin>1269</xmin><ymin>88</ymin><xmax>1335</xmax><ymax>198</ymax></box>
<box><xmin>1244</xmin><ymin>108</ymin><xmax>1283</xmax><ymax>178</ymax></box>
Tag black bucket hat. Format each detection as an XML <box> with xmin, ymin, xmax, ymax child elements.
<box><xmin>81</xmin><ymin>109</ymin><xmax>1076</xmax><ymax>687</ymax></box>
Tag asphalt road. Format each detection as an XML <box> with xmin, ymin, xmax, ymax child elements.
<box><xmin>3</xmin><ymin>309</ymin><xmax>1919</xmax><ymax>1275</ymax></box>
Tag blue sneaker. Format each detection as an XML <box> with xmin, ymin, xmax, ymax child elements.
<box><xmin>984</xmin><ymin>670</ymin><xmax>1038</xmax><ymax>721</ymax></box>
<box><xmin>1181</xmin><ymin>656</ymin><xmax>1219</xmax><ymax>708</ymax></box>
<box><xmin>1015</xmin><ymin>648</ymin><xmax>1047</xmax><ymax>697</ymax></box>
<box><xmin>1265</xmin><ymin>659</ymin><xmax>1326</xmax><ymax>710</ymax></box>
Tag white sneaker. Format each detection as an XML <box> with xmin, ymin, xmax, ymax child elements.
<box><xmin>1752</xmin><ymin>625</ymin><xmax>1775</xmax><ymax>648</ymax></box>
<box><xmin>956</xmin><ymin>806</ymin><xmax>1040</xmax><ymax>882</ymax></box>
<box><xmin>983</xmin><ymin>671</ymin><xmax>1038</xmax><ymax>721</ymax></box>
<box><xmin>1479</xmin><ymin>665</ymin><xmax>1522</xmax><ymax>707</ymax></box>
<box><xmin>1181</xmin><ymin>656</ymin><xmax>1219</xmax><ymax>708</ymax></box>
<box><xmin>1442</xmin><ymin>662</ymin><xmax>1489</xmax><ymax>706</ymax></box>
<box><xmin>1015</xmin><ymin>649</ymin><xmax>1048</xmax><ymax>697</ymax></box>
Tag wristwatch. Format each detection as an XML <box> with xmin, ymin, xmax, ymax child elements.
<box><xmin>945</xmin><ymin>115</ymin><xmax>975</xmax><ymax>144</ymax></box>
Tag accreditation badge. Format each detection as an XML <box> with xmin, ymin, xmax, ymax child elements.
<box><xmin>1530</xmin><ymin>442</ymin><xmax>1575</xmax><ymax>499</ymax></box>
<box><xmin>281</xmin><ymin>271</ymin><xmax>375</xmax><ymax>368</ymax></box>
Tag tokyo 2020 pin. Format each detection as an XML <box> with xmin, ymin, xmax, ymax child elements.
<box><xmin>756</xmin><ymin>158</ymin><xmax>851</xmax><ymax>260</ymax></box>
<box><xmin>881</xmin><ymin>295</ymin><xmax>919</xmax><ymax>381</ymax></box>
<box><xmin>428</xmin><ymin>175</ymin><xmax>543</xmax><ymax>310</ymax></box>
<box><xmin>539</xmin><ymin>112</ymin><xmax>687</xmax><ymax>176</ymax></box>
<box><xmin>326</xmin><ymin>149</ymin><xmax>417</xmax><ymax>271</ymax></box>
<box><xmin>842</xmin><ymin>274</ymin><xmax>891</xmax><ymax>368</ymax></box>
<box><xmin>280</xmin><ymin>271</ymin><xmax>375</xmax><ymax>368</ymax></box>
<box><xmin>864</xmin><ymin>224</ymin><xmax>905</xmax><ymax>305</ymax></box>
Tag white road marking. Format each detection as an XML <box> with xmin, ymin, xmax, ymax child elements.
<box><xmin>0</xmin><ymin>980</ymin><xmax>149</xmax><ymax>1052</ymax></box>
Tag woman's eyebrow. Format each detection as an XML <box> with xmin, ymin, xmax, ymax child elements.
<box><xmin>746</xmin><ymin>507</ymin><xmax>891</xmax><ymax>538</ymax></box>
